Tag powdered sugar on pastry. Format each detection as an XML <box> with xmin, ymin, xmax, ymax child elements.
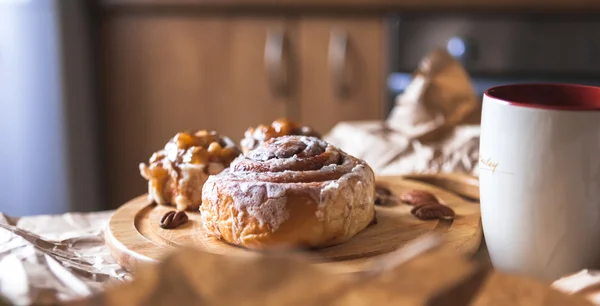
<box><xmin>316</xmin><ymin>164</ymin><xmax>371</xmax><ymax>221</ymax></box>
<box><xmin>225</xmin><ymin>182</ymin><xmax>289</xmax><ymax>232</ymax></box>
<box><xmin>266</xmin><ymin>183</ymin><xmax>287</xmax><ymax>198</ymax></box>
<box><xmin>200</xmin><ymin>135</ymin><xmax>376</xmax><ymax>249</ymax></box>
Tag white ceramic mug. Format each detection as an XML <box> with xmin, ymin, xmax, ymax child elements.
<box><xmin>480</xmin><ymin>83</ymin><xmax>600</xmax><ymax>281</ymax></box>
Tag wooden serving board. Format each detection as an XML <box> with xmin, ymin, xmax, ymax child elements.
<box><xmin>105</xmin><ymin>175</ymin><xmax>482</xmax><ymax>273</ymax></box>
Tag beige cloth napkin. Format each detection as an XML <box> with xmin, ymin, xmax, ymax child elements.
<box><xmin>0</xmin><ymin>211</ymin><xmax>128</xmax><ymax>305</ymax></box>
<box><xmin>325</xmin><ymin>48</ymin><xmax>481</xmax><ymax>176</ymax></box>
<box><xmin>553</xmin><ymin>271</ymin><xmax>600</xmax><ymax>305</ymax></box>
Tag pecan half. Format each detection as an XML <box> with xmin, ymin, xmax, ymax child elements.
<box><xmin>159</xmin><ymin>210</ymin><xmax>189</xmax><ymax>229</ymax></box>
<box><xmin>399</xmin><ymin>189</ymin><xmax>438</xmax><ymax>206</ymax></box>
<box><xmin>410</xmin><ymin>203</ymin><xmax>455</xmax><ymax>220</ymax></box>
<box><xmin>374</xmin><ymin>184</ymin><xmax>394</xmax><ymax>206</ymax></box>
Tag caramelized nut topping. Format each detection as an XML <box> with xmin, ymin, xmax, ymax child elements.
<box><xmin>158</xmin><ymin>130</ymin><xmax>240</xmax><ymax>171</ymax></box>
<box><xmin>174</xmin><ymin>132</ymin><xmax>196</xmax><ymax>149</ymax></box>
<box><xmin>241</xmin><ymin>118</ymin><xmax>321</xmax><ymax>153</ymax></box>
<box><xmin>220</xmin><ymin>147</ymin><xmax>235</xmax><ymax>159</ymax></box>
<box><xmin>207</xmin><ymin>142</ymin><xmax>222</xmax><ymax>155</ymax></box>
<box><xmin>140</xmin><ymin>130</ymin><xmax>242</xmax><ymax>210</ymax></box>
<box><xmin>195</xmin><ymin>130</ymin><xmax>209</xmax><ymax>137</ymax></box>
<box><xmin>272</xmin><ymin>118</ymin><xmax>293</xmax><ymax>135</ymax></box>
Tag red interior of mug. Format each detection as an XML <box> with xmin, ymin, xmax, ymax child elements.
<box><xmin>484</xmin><ymin>83</ymin><xmax>600</xmax><ymax>110</ymax></box>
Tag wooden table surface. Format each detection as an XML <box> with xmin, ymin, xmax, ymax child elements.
<box><xmin>473</xmin><ymin>237</ymin><xmax>493</xmax><ymax>269</ymax></box>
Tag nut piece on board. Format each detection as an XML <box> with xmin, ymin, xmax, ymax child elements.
<box><xmin>374</xmin><ymin>184</ymin><xmax>394</xmax><ymax>206</ymax></box>
<box><xmin>400</xmin><ymin>190</ymin><xmax>438</xmax><ymax>206</ymax></box>
<box><xmin>159</xmin><ymin>211</ymin><xmax>189</xmax><ymax>229</ymax></box>
<box><xmin>411</xmin><ymin>203</ymin><xmax>455</xmax><ymax>220</ymax></box>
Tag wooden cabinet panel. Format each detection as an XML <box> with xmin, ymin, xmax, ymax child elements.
<box><xmin>101</xmin><ymin>16</ymin><xmax>292</xmax><ymax>207</ymax></box>
<box><xmin>99</xmin><ymin>0</ymin><xmax>600</xmax><ymax>13</ymax></box>
<box><xmin>298</xmin><ymin>17</ymin><xmax>385</xmax><ymax>134</ymax></box>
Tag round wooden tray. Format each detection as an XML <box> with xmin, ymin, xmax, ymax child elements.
<box><xmin>105</xmin><ymin>175</ymin><xmax>482</xmax><ymax>273</ymax></box>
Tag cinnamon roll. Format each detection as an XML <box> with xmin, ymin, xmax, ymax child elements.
<box><xmin>240</xmin><ymin>118</ymin><xmax>320</xmax><ymax>153</ymax></box>
<box><xmin>201</xmin><ymin>135</ymin><xmax>375</xmax><ymax>249</ymax></box>
<box><xmin>140</xmin><ymin>130</ymin><xmax>241</xmax><ymax>211</ymax></box>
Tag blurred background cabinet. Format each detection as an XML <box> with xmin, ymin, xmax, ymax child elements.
<box><xmin>3</xmin><ymin>0</ymin><xmax>597</xmax><ymax>215</ymax></box>
<box><xmin>299</xmin><ymin>18</ymin><xmax>384</xmax><ymax>133</ymax></box>
<box><xmin>100</xmin><ymin>13</ymin><xmax>385</xmax><ymax>207</ymax></box>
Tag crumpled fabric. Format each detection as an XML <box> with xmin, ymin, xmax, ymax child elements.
<box><xmin>325</xmin><ymin>48</ymin><xmax>481</xmax><ymax>176</ymax></box>
<box><xmin>553</xmin><ymin>270</ymin><xmax>600</xmax><ymax>306</ymax></box>
<box><xmin>0</xmin><ymin>211</ymin><xmax>128</xmax><ymax>305</ymax></box>
<box><xmin>387</xmin><ymin>48</ymin><xmax>479</xmax><ymax>140</ymax></box>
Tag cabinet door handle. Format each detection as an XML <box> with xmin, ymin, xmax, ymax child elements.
<box><xmin>265</xmin><ymin>28</ymin><xmax>290</xmax><ymax>97</ymax></box>
<box><xmin>329</xmin><ymin>29</ymin><xmax>351</xmax><ymax>99</ymax></box>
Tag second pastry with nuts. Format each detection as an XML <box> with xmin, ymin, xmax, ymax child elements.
<box><xmin>140</xmin><ymin>130</ymin><xmax>241</xmax><ymax>211</ymax></box>
<box><xmin>240</xmin><ymin>118</ymin><xmax>320</xmax><ymax>153</ymax></box>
